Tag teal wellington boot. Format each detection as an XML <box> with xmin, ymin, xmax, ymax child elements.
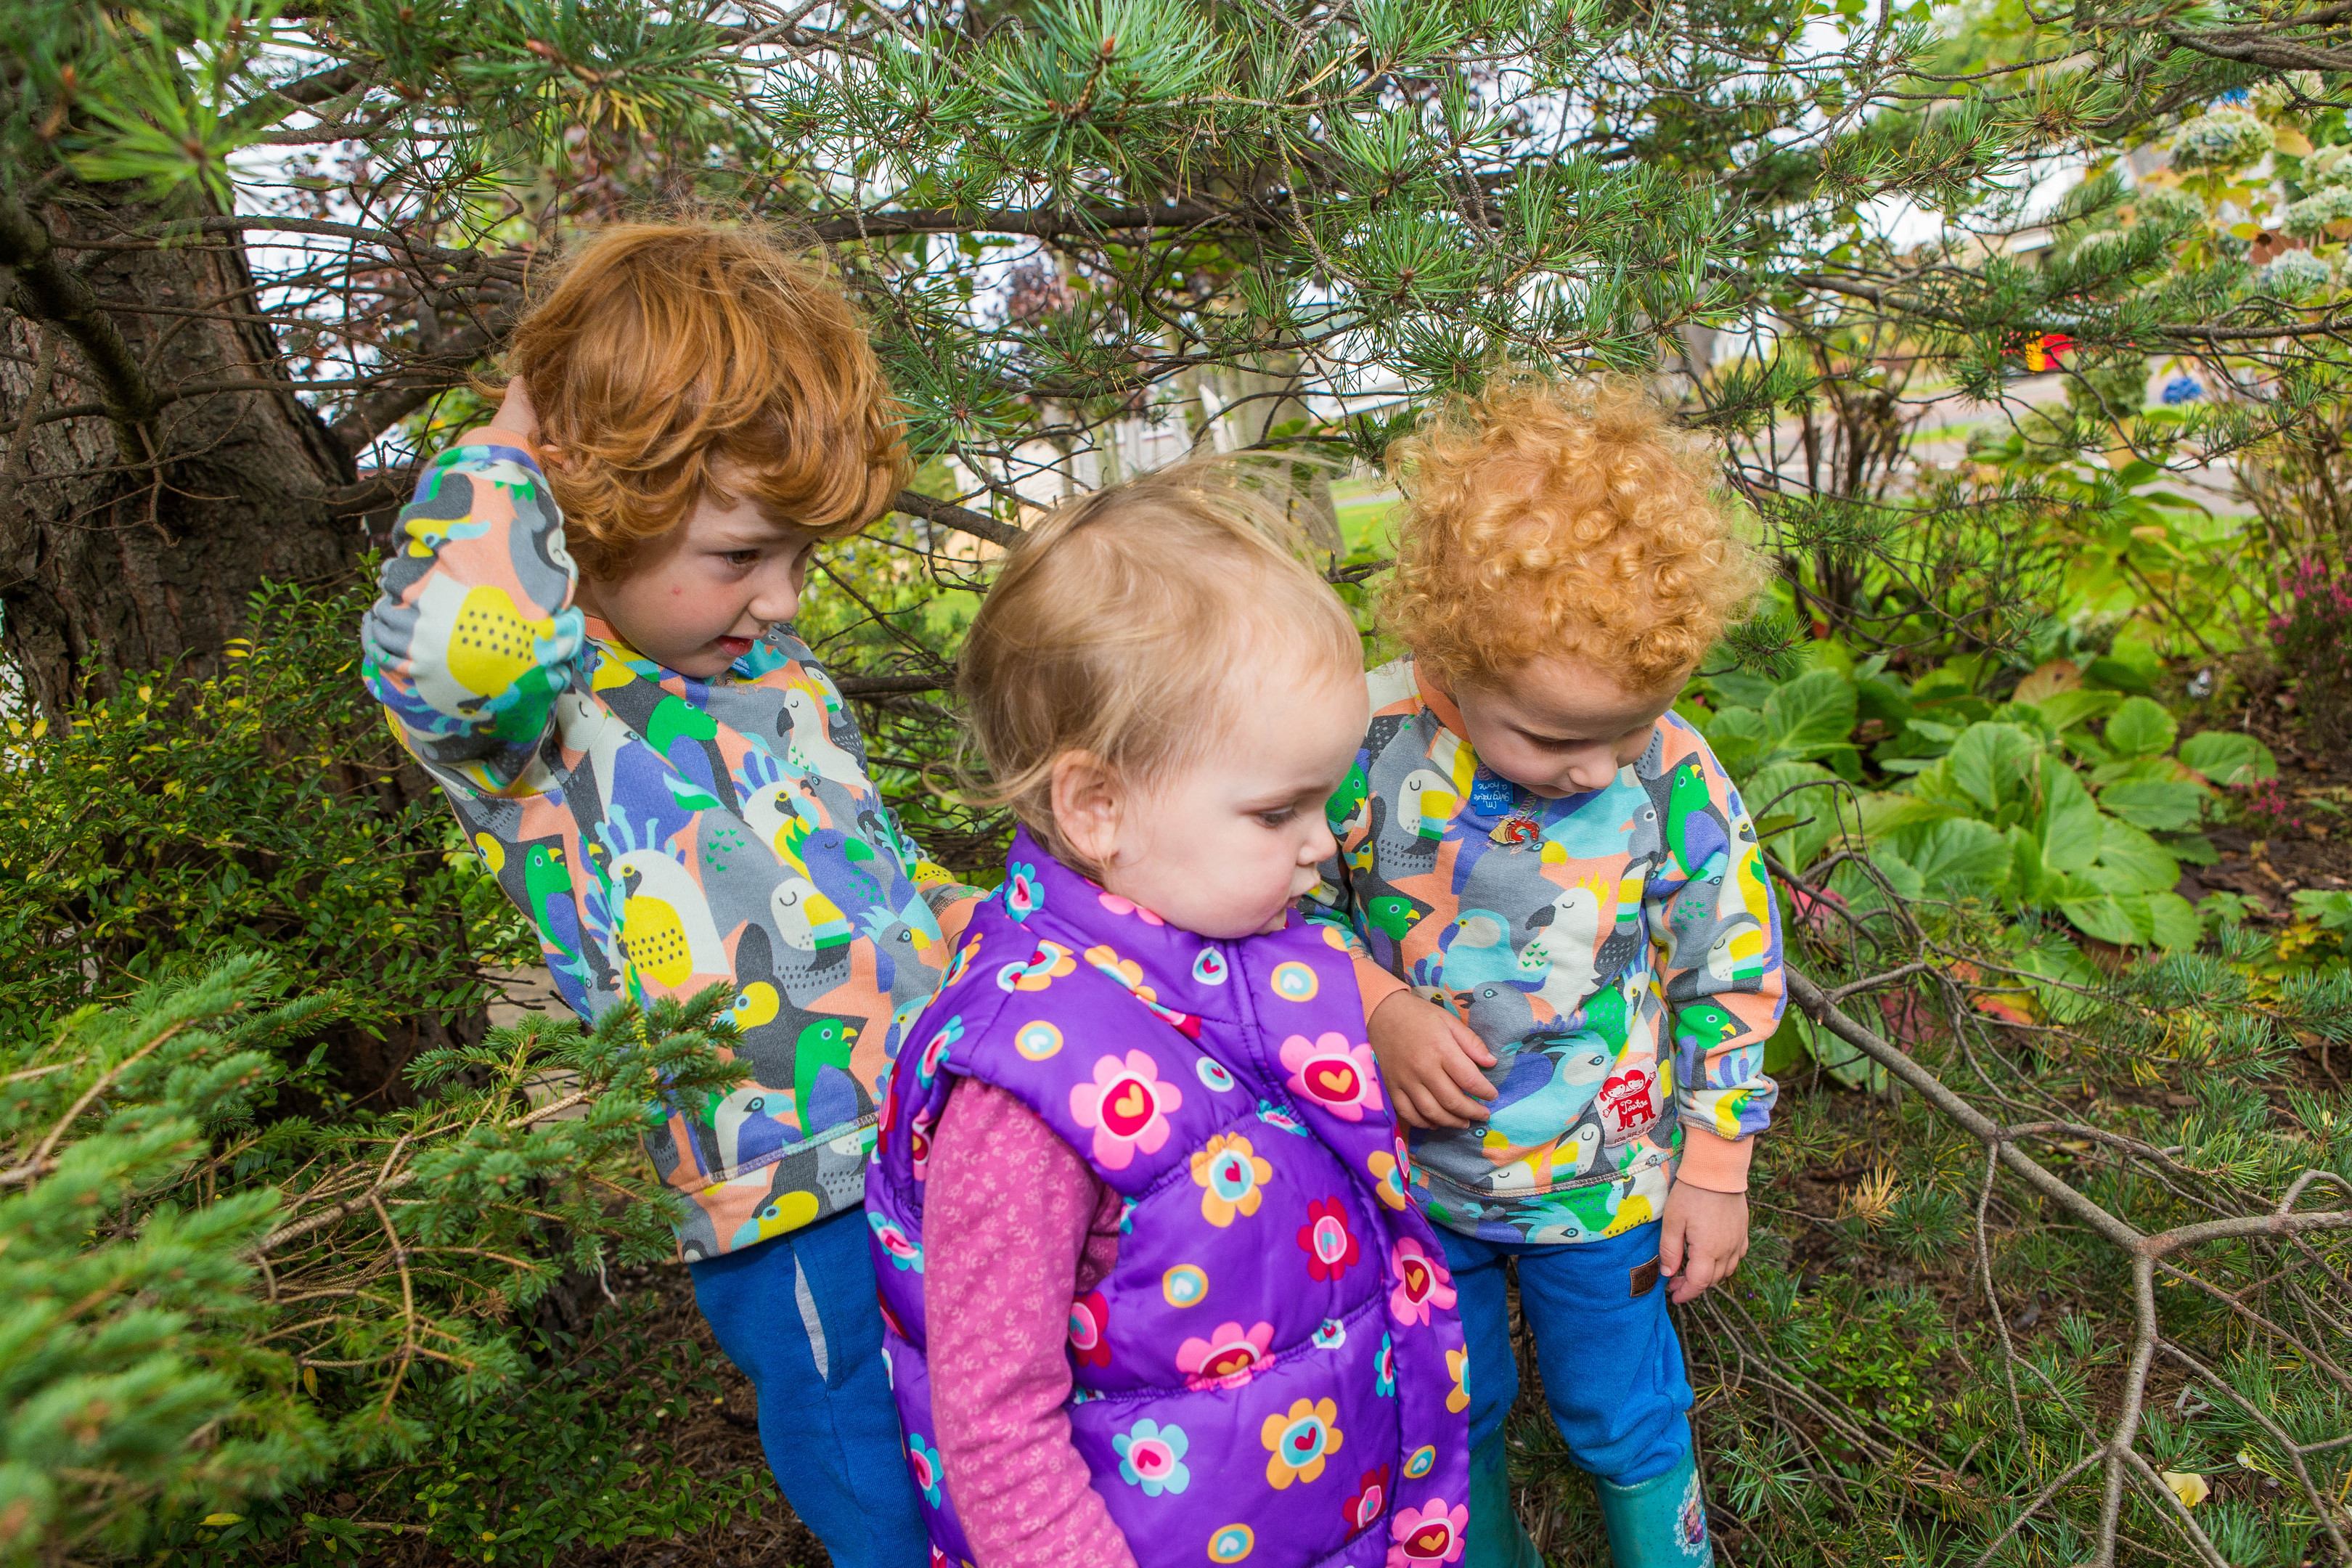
<box><xmin>1593</xmin><ymin>1443</ymin><xmax>1712</xmax><ymax>1567</ymax></box>
<box><xmin>1466</xmin><ymin>1430</ymin><xmax>1543</xmax><ymax>1568</ymax></box>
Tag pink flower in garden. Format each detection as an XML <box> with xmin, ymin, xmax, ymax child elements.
<box><xmin>1069</xmin><ymin>1050</ymin><xmax>1183</xmax><ymax>1169</ymax></box>
<box><xmin>1387</xmin><ymin>1236</ymin><xmax>1456</xmax><ymax>1326</ymax></box>
<box><xmin>1280</xmin><ymin>1031</ymin><xmax>1385</xmax><ymax>1120</ymax></box>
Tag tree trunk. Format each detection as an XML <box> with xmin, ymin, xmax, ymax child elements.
<box><xmin>1</xmin><ymin>187</ymin><xmax>361</xmax><ymax>719</ymax></box>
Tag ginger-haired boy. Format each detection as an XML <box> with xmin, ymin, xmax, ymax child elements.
<box><xmin>362</xmin><ymin>221</ymin><xmax>974</xmax><ymax>1568</ymax></box>
<box><xmin>1307</xmin><ymin>375</ymin><xmax>1783</xmax><ymax>1568</ymax></box>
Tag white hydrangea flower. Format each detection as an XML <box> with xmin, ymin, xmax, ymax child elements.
<box><xmin>2309</xmin><ymin>144</ymin><xmax>2352</xmax><ymax>190</ymax></box>
<box><xmin>2261</xmin><ymin>249</ymin><xmax>2333</xmax><ymax>299</ymax></box>
<box><xmin>2170</xmin><ymin>108</ymin><xmax>2275</xmax><ymax>171</ymax></box>
<box><xmin>2283</xmin><ymin>187</ymin><xmax>2352</xmax><ymax>238</ymax></box>
<box><xmin>2131</xmin><ymin>185</ymin><xmax>2205</xmax><ymax>229</ymax></box>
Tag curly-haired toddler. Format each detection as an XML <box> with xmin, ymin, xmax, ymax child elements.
<box><xmin>1307</xmin><ymin>375</ymin><xmax>1784</xmax><ymax>1568</ymax></box>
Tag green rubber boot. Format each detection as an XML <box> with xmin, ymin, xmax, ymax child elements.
<box><xmin>1466</xmin><ymin>1429</ymin><xmax>1543</xmax><ymax>1568</ymax></box>
<box><xmin>1593</xmin><ymin>1442</ymin><xmax>1712</xmax><ymax>1567</ymax></box>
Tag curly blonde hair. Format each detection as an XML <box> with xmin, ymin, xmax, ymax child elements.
<box><xmin>1381</xmin><ymin>375</ymin><xmax>1759</xmax><ymax>694</ymax></box>
<box><xmin>499</xmin><ymin>221</ymin><xmax>907</xmax><ymax>581</ymax></box>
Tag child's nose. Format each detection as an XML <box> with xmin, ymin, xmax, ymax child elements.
<box><xmin>749</xmin><ymin>573</ymin><xmax>802</xmax><ymax>624</ymax></box>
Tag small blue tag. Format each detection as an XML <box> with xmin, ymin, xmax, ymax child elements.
<box><xmin>1468</xmin><ymin>769</ymin><xmax>1517</xmax><ymax>817</ymax></box>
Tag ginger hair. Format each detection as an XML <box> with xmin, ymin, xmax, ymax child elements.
<box><xmin>499</xmin><ymin>221</ymin><xmax>908</xmax><ymax>580</ymax></box>
<box><xmin>960</xmin><ymin>458</ymin><xmax>1364</xmax><ymax>873</ymax></box>
<box><xmin>1381</xmin><ymin>375</ymin><xmax>1760</xmax><ymax>695</ymax></box>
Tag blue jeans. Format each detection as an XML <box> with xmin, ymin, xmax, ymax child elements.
<box><xmin>1440</xmin><ymin>1220</ymin><xmax>1694</xmax><ymax>1487</ymax></box>
<box><xmin>688</xmin><ymin>1204</ymin><xmax>929</xmax><ymax>1568</ymax></box>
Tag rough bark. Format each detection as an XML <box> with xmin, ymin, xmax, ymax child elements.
<box><xmin>0</xmin><ymin>186</ymin><xmax>360</xmax><ymax>719</ymax></box>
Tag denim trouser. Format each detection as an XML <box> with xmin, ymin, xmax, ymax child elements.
<box><xmin>1440</xmin><ymin>1220</ymin><xmax>1694</xmax><ymax>1487</ymax></box>
<box><xmin>687</xmin><ymin>1204</ymin><xmax>929</xmax><ymax>1568</ymax></box>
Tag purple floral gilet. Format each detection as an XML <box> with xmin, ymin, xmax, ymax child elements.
<box><xmin>868</xmin><ymin>833</ymin><xmax>1471</xmax><ymax>1568</ymax></box>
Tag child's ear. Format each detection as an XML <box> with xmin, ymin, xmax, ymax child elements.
<box><xmin>1050</xmin><ymin>751</ymin><xmax>1124</xmax><ymax>868</ymax></box>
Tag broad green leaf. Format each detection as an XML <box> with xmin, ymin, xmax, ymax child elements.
<box><xmin>1857</xmin><ymin>793</ymin><xmax>1962</xmax><ymax>844</ymax></box>
<box><xmin>1762</xmin><ymin>670</ymin><xmax>1859</xmax><ymax>761</ymax></box>
<box><xmin>2290</xmin><ymin>889</ymin><xmax>2352</xmax><ymax>932</ymax></box>
<box><xmin>1948</xmin><ymin>723</ymin><xmax>2043</xmax><ymax>814</ymax></box>
<box><xmin>1897</xmin><ymin>817</ymin><xmax>2011</xmax><ymax>896</ymax></box>
<box><xmin>2165</xmin><ymin>831</ymin><xmax>2220</xmax><ymax>866</ymax></box>
<box><xmin>2006</xmin><ymin>824</ymin><xmax>2054</xmax><ymax>905</ymax></box>
<box><xmin>2148</xmin><ymin>891</ymin><xmax>2200</xmax><ymax>952</ymax></box>
<box><xmin>2178</xmin><ymin>730</ymin><xmax>2277</xmax><ymax>786</ymax></box>
<box><xmin>1707</xmin><ymin>671</ymin><xmax>1780</xmax><ymax>709</ymax></box>
<box><xmin>2099</xmin><ymin>778</ymin><xmax>2205</xmax><ymax>833</ymax></box>
<box><xmin>1746</xmin><ymin>761</ymin><xmax>1840</xmax><ymax>867</ymax></box>
<box><xmin>2083</xmin><ymin>657</ymin><xmax>2155</xmax><ymax>695</ymax></box>
<box><xmin>1705</xmin><ymin>706</ymin><xmax>1768</xmax><ymax>743</ymax></box>
<box><xmin>1988</xmin><ymin>701</ymin><xmax>2057</xmax><ymax>743</ymax></box>
<box><xmin>1791</xmin><ymin>1008</ymin><xmax>1885</xmax><ymax>1092</ymax></box>
<box><xmin>1853</xmin><ymin>673</ymin><xmax>1914</xmax><ymax>726</ymax></box>
<box><xmin>2063</xmin><ymin>892</ymin><xmax>2155</xmax><ymax>946</ymax></box>
<box><xmin>2030</xmin><ymin>689</ymin><xmax>2123</xmax><ymax>733</ymax></box>
<box><xmin>2091</xmin><ymin>755</ymin><xmax>2192</xmax><ymax>787</ymax></box>
<box><xmin>2093</xmin><ymin>817</ymin><xmax>2181</xmax><ymax>894</ymax></box>
<box><xmin>1704</xmin><ymin>706</ymin><xmax>1768</xmax><ymax>780</ymax></box>
<box><xmin>2036</xmin><ymin>757</ymin><xmax>2103</xmax><ymax>873</ymax></box>
<box><xmin>2104</xmin><ymin>696</ymin><xmax>2177</xmax><ymax>759</ymax></box>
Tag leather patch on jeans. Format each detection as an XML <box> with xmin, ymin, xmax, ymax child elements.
<box><xmin>1630</xmin><ymin>1256</ymin><xmax>1662</xmax><ymax>1297</ymax></box>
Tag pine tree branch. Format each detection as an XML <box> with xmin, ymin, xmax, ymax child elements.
<box><xmin>891</xmin><ymin>488</ymin><xmax>1023</xmax><ymax>547</ymax></box>
<box><xmin>0</xmin><ymin>187</ymin><xmax>159</xmax><ymax>442</ymax></box>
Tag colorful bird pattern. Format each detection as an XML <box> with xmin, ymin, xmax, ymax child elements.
<box><xmin>867</xmin><ymin>833</ymin><xmax>1469</xmax><ymax>1568</ymax></box>
<box><xmin>362</xmin><ymin>442</ymin><xmax>979</xmax><ymax>1259</ymax></box>
<box><xmin>1306</xmin><ymin>659</ymin><xmax>1784</xmax><ymax>1245</ymax></box>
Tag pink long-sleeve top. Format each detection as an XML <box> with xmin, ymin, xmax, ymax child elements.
<box><xmin>924</xmin><ymin>981</ymin><xmax>1388</xmax><ymax>1568</ymax></box>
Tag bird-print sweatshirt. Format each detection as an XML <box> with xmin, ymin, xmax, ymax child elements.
<box><xmin>1306</xmin><ymin>658</ymin><xmax>1784</xmax><ymax>1246</ymax></box>
<box><xmin>361</xmin><ymin>436</ymin><xmax>979</xmax><ymax>1261</ymax></box>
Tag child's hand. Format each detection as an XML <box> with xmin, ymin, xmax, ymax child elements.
<box><xmin>1659</xmin><ymin>1181</ymin><xmax>1748</xmax><ymax>1304</ymax></box>
<box><xmin>1368</xmin><ymin>989</ymin><xmax>1498</xmax><ymax>1130</ymax></box>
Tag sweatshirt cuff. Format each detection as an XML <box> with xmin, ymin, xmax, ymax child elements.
<box><xmin>1675</xmin><ymin>1122</ymin><xmax>1754</xmax><ymax>1194</ymax></box>
<box><xmin>1352</xmin><ymin>953</ymin><xmax>1411</xmax><ymax>1031</ymax></box>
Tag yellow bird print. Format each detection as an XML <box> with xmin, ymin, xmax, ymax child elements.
<box><xmin>446</xmin><ymin>584</ymin><xmax>555</xmax><ymax>698</ymax></box>
<box><xmin>613</xmin><ymin>850</ymin><xmax>728</xmax><ymax>992</ymax></box>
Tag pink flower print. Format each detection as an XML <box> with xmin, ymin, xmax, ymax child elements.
<box><xmin>1175</xmin><ymin>1319</ymin><xmax>1275</xmax><ymax>1389</ymax></box>
<box><xmin>1190</xmin><ymin>1132</ymin><xmax>1272</xmax><ymax>1227</ymax></box>
<box><xmin>997</xmin><ymin>939</ymin><xmax>1077</xmax><ymax>992</ymax></box>
<box><xmin>1280</xmin><ymin>1031</ymin><xmax>1384</xmax><ymax>1121</ymax></box>
<box><xmin>1069</xmin><ymin>1050</ymin><xmax>1183</xmax><ymax>1169</ymax></box>
<box><xmin>1097</xmin><ymin>891</ymin><xmax>1167</xmax><ymax>925</ymax></box>
<box><xmin>1068</xmin><ymin>1289</ymin><xmax>1112</xmax><ymax>1369</ymax></box>
<box><xmin>910</xmin><ymin>1106</ymin><xmax>936</xmax><ymax>1180</ymax></box>
<box><xmin>869</xmin><ymin>1213</ymin><xmax>923</xmax><ymax>1273</ymax></box>
<box><xmin>1344</xmin><ymin>1464</ymin><xmax>1391</xmax><ymax>1533</ymax></box>
<box><xmin>1005</xmin><ymin>861</ymin><xmax>1043</xmax><ymax>922</ymax></box>
<box><xmin>1297</xmin><ymin>1196</ymin><xmax>1361</xmax><ymax>1281</ymax></box>
<box><xmin>905</xmin><ymin>1432</ymin><xmax>944</xmax><ymax>1507</ymax></box>
<box><xmin>1388</xmin><ymin>1236</ymin><xmax>1455</xmax><ymax>1326</ymax></box>
<box><xmin>1388</xmin><ymin>1498</ymin><xmax>1468</xmax><ymax>1564</ymax></box>
<box><xmin>915</xmin><ymin>1015</ymin><xmax>962</xmax><ymax>1087</ymax></box>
